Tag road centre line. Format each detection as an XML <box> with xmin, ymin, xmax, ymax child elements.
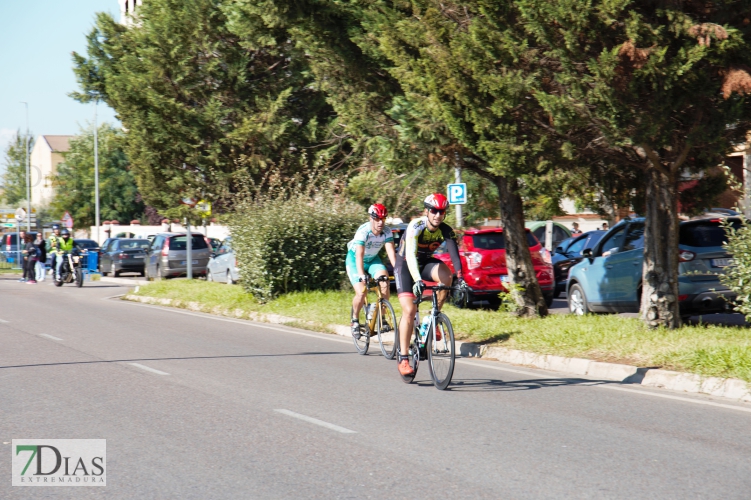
<box><xmin>274</xmin><ymin>409</ymin><xmax>357</xmax><ymax>434</ymax></box>
<box><xmin>121</xmin><ymin>298</ymin><xmax>751</xmax><ymax>414</ymax></box>
<box><xmin>457</xmin><ymin>359</ymin><xmax>751</xmax><ymax>414</ymax></box>
<box><xmin>129</xmin><ymin>363</ymin><xmax>170</xmax><ymax>376</ymax></box>
<box><xmin>39</xmin><ymin>334</ymin><xmax>63</xmax><ymax>341</ymax></box>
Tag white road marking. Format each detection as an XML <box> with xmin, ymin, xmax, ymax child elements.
<box><xmin>0</xmin><ymin>319</ymin><xmax>9</xmax><ymax>323</ymax></box>
<box><xmin>39</xmin><ymin>334</ymin><xmax>63</xmax><ymax>341</ymax></box>
<box><xmin>274</xmin><ymin>409</ymin><xmax>356</xmax><ymax>434</ymax></box>
<box><xmin>129</xmin><ymin>363</ymin><xmax>170</xmax><ymax>376</ymax></box>
<box><xmin>120</xmin><ymin>298</ymin><xmax>751</xmax><ymax>414</ymax></box>
<box><xmin>457</xmin><ymin>359</ymin><xmax>751</xmax><ymax>414</ymax></box>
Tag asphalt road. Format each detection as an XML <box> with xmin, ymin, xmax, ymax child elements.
<box><xmin>2</xmin><ymin>275</ymin><xmax>751</xmax><ymax>498</ymax></box>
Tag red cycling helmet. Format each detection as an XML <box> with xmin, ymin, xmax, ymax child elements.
<box><xmin>424</xmin><ymin>193</ymin><xmax>449</xmax><ymax>211</ymax></box>
<box><xmin>368</xmin><ymin>203</ymin><xmax>388</xmax><ymax>220</ymax></box>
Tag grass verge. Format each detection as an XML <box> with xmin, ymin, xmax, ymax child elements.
<box><xmin>128</xmin><ymin>280</ymin><xmax>751</xmax><ymax>383</ymax></box>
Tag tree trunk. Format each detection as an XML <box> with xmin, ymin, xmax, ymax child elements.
<box><xmin>496</xmin><ymin>176</ymin><xmax>548</xmax><ymax>317</ymax></box>
<box><xmin>640</xmin><ymin>164</ymin><xmax>680</xmax><ymax>328</ymax></box>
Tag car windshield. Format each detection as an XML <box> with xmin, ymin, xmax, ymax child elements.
<box><xmin>169</xmin><ymin>235</ymin><xmax>208</xmax><ymax>250</ymax></box>
<box><xmin>120</xmin><ymin>239</ymin><xmax>150</xmax><ymax>249</ymax></box>
<box><xmin>471</xmin><ymin>232</ymin><xmax>539</xmax><ymax>250</ymax></box>
<box><xmin>680</xmin><ymin>220</ymin><xmax>742</xmax><ymax>247</ymax></box>
<box><xmin>75</xmin><ymin>240</ymin><xmax>99</xmax><ymax>249</ymax></box>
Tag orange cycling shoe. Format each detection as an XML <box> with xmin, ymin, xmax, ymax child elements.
<box><xmin>398</xmin><ymin>359</ymin><xmax>414</xmax><ymax>376</ymax></box>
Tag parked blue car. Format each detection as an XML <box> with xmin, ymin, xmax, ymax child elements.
<box><xmin>566</xmin><ymin>217</ymin><xmax>739</xmax><ymax>319</ymax></box>
<box><xmin>552</xmin><ymin>230</ymin><xmax>607</xmax><ymax>297</ymax></box>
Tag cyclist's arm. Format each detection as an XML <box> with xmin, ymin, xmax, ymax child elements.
<box><xmin>384</xmin><ymin>241</ymin><xmax>396</xmax><ymax>268</ymax></box>
<box><xmin>404</xmin><ymin>221</ymin><xmax>422</xmax><ymax>282</ymax></box>
<box><xmin>441</xmin><ymin>224</ymin><xmax>463</xmax><ymax>277</ymax></box>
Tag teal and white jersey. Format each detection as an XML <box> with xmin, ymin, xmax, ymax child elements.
<box><xmin>347</xmin><ymin>222</ymin><xmax>394</xmax><ymax>263</ymax></box>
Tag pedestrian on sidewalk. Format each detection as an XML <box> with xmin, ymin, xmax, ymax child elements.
<box><xmin>34</xmin><ymin>232</ymin><xmax>47</xmax><ymax>282</ymax></box>
<box><xmin>571</xmin><ymin>222</ymin><xmax>582</xmax><ymax>235</ymax></box>
<box><xmin>23</xmin><ymin>234</ymin><xmax>38</xmax><ymax>284</ymax></box>
<box><xmin>17</xmin><ymin>230</ymin><xmax>27</xmax><ymax>282</ymax></box>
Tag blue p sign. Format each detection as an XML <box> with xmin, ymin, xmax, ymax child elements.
<box><xmin>447</xmin><ymin>183</ymin><xmax>467</xmax><ymax>205</ymax></box>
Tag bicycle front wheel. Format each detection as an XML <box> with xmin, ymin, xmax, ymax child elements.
<box><xmin>427</xmin><ymin>313</ymin><xmax>455</xmax><ymax>390</ymax></box>
<box><xmin>376</xmin><ymin>299</ymin><xmax>397</xmax><ymax>359</ymax></box>
<box><xmin>351</xmin><ymin>306</ymin><xmax>369</xmax><ymax>355</ymax></box>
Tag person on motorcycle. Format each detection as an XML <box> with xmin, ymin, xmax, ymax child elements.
<box><xmin>47</xmin><ymin>224</ymin><xmax>62</xmax><ymax>276</ymax></box>
<box><xmin>55</xmin><ymin>229</ymin><xmax>77</xmax><ymax>281</ymax></box>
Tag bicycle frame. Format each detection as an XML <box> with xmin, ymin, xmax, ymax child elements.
<box><xmin>413</xmin><ymin>284</ymin><xmax>450</xmax><ymax>348</ymax></box>
<box><xmin>363</xmin><ymin>275</ymin><xmax>390</xmax><ymax>332</ymax></box>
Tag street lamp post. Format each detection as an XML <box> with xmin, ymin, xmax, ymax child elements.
<box><xmin>21</xmin><ymin>102</ymin><xmax>31</xmax><ymax>232</ymax></box>
<box><xmin>94</xmin><ymin>99</ymin><xmax>100</xmax><ymax>243</ymax></box>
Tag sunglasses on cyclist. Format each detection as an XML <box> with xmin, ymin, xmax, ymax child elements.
<box><xmin>370</xmin><ymin>214</ymin><xmax>385</xmax><ymax>221</ymax></box>
<box><xmin>429</xmin><ymin>208</ymin><xmax>446</xmax><ymax>215</ymax></box>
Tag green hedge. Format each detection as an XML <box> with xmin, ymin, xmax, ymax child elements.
<box><xmin>230</xmin><ymin>190</ymin><xmax>363</xmax><ymax>300</ymax></box>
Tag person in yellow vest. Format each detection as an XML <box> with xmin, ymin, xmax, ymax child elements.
<box><xmin>55</xmin><ymin>229</ymin><xmax>77</xmax><ymax>281</ymax></box>
<box><xmin>47</xmin><ymin>224</ymin><xmax>62</xmax><ymax>276</ymax></box>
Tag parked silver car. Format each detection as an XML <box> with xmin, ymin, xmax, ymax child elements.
<box><xmin>207</xmin><ymin>237</ymin><xmax>239</xmax><ymax>284</ymax></box>
<box><xmin>144</xmin><ymin>233</ymin><xmax>211</xmax><ymax>279</ymax></box>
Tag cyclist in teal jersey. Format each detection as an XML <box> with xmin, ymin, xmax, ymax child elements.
<box><xmin>346</xmin><ymin>204</ymin><xmax>397</xmax><ymax>338</ymax></box>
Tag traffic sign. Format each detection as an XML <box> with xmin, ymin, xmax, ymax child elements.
<box><xmin>196</xmin><ymin>200</ymin><xmax>211</xmax><ymax>217</ymax></box>
<box><xmin>15</xmin><ymin>207</ymin><xmax>26</xmax><ymax>222</ymax></box>
<box><xmin>62</xmin><ymin>211</ymin><xmax>74</xmax><ymax>229</ymax></box>
<box><xmin>447</xmin><ymin>183</ymin><xmax>467</xmax><ymax>205</ymax></box>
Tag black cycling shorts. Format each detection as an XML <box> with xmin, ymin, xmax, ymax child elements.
<box><xmin>394</xmin><ymin>256</ymin><xmax>446</xmax><ymax>297</ymax></box>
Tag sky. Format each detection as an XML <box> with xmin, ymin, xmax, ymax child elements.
<box><xmin>0</xmin><ymin>0</ymin><xmax>120</xmax><ymax>173</ymax></box>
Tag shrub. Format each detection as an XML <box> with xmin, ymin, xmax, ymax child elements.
<box><xmin>720</xmin><ymin>218</ymin><xmax>751</xmax><ymax>320</ymax></box>
<box><xmin>230</xmin><ymin>175</ymin><xmax>363</xmax><ymax>300</ymax></box>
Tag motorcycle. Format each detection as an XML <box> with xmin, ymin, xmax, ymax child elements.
<box><xmin>54</xmin><ymin>250</ymin><xmax>84</xmax><ymax>288</ymax></box>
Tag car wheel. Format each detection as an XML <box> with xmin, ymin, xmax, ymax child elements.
<box><xmin>568</xmin><ymin>284</ymin><xmax>590</xmax><ymax>316</ymax></box>
<box><xmin>207</xmin><ymin>269</ymin><xmax>213</xmax><ymax>282</ymax></box>
<box><xmin>226</xmin><ymin>270</ymin><xmax>234</xmax><ymax>285</ymax></box>
<box><xmin>102</xmin><ymin>270</ymin><xmax>109</xmax><ymax>277</ymax></box>
<box><xmin>113</xmin><ymin>268</ymin><xmax>120</xmax><ymax>277</ymax></box>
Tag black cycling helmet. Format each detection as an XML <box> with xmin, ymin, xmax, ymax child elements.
<box><xmin>60</xmin><ymin>229</ymin><xmax>70</xmax><ymax>236</ymax></box>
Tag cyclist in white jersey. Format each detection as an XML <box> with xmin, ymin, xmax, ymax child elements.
<box><xmin>346</xmin><ymin>204</ymin><xmax>396</xmax><ymax>337</ymax></box>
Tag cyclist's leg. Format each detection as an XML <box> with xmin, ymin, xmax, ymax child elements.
<box><xmin>422</xmin><ymin>258</ymin><xmax>452</xmax><ymax>310</ymax></box>
<box><xmin>368</xmin><ymin>260</ymin><xmax>390</xmax><ymax>301</ymax></box>
<box><xmin>346</xmin><ymin>252</ymin><xmax>367</xmax><ymax>321</ymax></box>
<box><xmin>395</xmin><ymin>256</ymin><xmax>416</xmax><ymax>360</ymax></box>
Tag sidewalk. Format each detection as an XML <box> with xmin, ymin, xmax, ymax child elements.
<box><xmin>123</xmin><ymin>293</ymin><xmax>751</xmax><ymax>404</ymax></box>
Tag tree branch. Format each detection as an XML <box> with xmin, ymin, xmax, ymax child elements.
<box><xmin>639</xmin><ymin>143</ymin><xmax>669</xmax><ymax>177</ymax></box>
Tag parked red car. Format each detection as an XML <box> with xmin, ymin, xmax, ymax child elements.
<box><xmin>434</xmin><ymin>227</ymin><xmax>555</xmax><ymax>308</ymax></box>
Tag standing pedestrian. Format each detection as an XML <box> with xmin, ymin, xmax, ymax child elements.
<box><xmin>34</xmin><ymin>232</ymin><xmax>47</xmax><ymax>282</ymax></box>
<box><xmin>601</xmin><ymin>222</ymin><xmax>609</xmax><ymax>231</ymax></box>
<box><xmin>571</xmin><ymin>222</ymin><xmax>582</xmax><ymax>235</ymax></box>
<box><xmin>23</xmin><ymin>234</ymin><xmax>38</xmax><ymax>284</ymax></box>
<box><xmin>17</xmin><ymin>230</ymin><xmax>27</xmax><ymax>282</ymax></box>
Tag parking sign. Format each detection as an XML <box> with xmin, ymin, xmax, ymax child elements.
<box><xmin>447</xmin><ymin>183</ymin><xmax>467</xmax><ymax>205</ymax></box>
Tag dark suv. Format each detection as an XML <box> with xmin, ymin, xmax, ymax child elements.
<box><xmin>144</xmin><ymin>233</ymin><xmax>211</xmax><ymax>279</ymax></box>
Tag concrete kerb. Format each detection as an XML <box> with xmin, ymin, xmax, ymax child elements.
<box><xmin>123</xmin><ymin>294</ymin><xmax>751</xmax><ymax>403</ymax></box>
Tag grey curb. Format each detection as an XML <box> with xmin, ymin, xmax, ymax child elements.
<box><xmin>123</xmin><ymin>294</ymin><xmax>751</xmax><ymax>403</ymax></box>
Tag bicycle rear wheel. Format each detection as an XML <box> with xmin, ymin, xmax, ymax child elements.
<box><xmin>351</xmin><ymin>306</ymin><xmax>369</xmax><ymax>355</ymax></box>
<box><xmin>427</xmin><ymin>313</ymin><xmax>455</xmax><ymax>390</ymax></box>
<box><xmin>376</xmin><ymin>299</ymin><xmax>397</xmax><ymax>359</ymax></box>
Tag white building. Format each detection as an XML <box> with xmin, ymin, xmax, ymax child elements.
<box><xmin>30</xmin><ymin>135</ymin><xmax>74</xmax><ymax>208</ymax></box>
<box><xmin>118</xmin><ymin>0</ymin><xmax>143</xmax><ymax>26</ymax></box>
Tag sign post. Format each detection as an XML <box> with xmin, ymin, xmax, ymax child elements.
<box><xmin>446</xmin><ymin>181</ymin><xmax>467</xmax><ymax>228</ymax></box>
<box><xmin>15</xmin><ymin>208</ymin><xmax>26</xmax><ymax>270</ymax></box>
